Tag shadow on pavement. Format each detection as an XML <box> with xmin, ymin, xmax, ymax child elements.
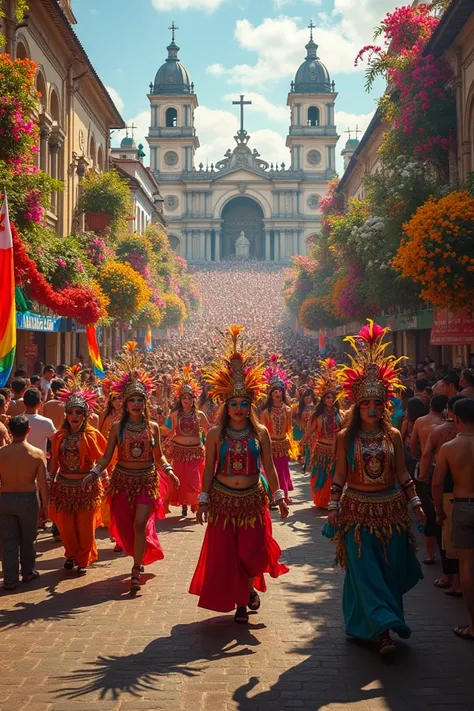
<box><xmin>54</xmin><ymin>618</ymin><xmax>262</xmax><ymax>701</ymax></box>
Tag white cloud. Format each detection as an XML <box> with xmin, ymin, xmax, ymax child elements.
<box><xmin>223</xmin><ymin>92</ymin><xmax>289</xmax><ymax>124</ymax></box>
<box><xmin>151</xmin><ymin>0</ymin><xmax>224</xmax><ymax>11</ymax></box>
<box><xmin>207</xmin><ymin>2</ymin><xmax>399</xmax><ymax>86</ymax></box>
<box><xmin>105</xmin><ymin>86</ymin><xmax>125</xmax><ymax>115</ymax></box>
<box><xmin>194</xmin><ymin>106</ymin><xmax>239</xmax><ymax>167</ymax></box>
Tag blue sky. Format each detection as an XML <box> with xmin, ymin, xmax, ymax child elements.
<box><xmin>74</xmin><ymin>0</ymin><xmax>399</xmax><ymax>173</ymax></box>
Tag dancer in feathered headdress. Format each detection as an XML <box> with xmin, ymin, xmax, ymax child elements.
<box><xmin>322</xmin><ymin>320</ymin><xmax>424</xmax><ymax>657</ymax></box>
<box><xmin>49</xmin><ymin>366</ymin><xmax>108</xmax><ymax>575</ymax></box>
<box><xmin>190</xmin><ymin>326</ymin><xmax>289</xmax><ymax>623</ymax></box>
<box><xmin>89</xmin><ymin>341</ymin><xmax>179</xmax><ymax>593</ymax></box>
<box><xmin>260</xmin><ymin>352</ymin><xmax>297</xmax><ymax>503</ymax></box>
<box><xmin>302</xmin><ymin>358</ymin><xmax>343</xmax><ymax>509</ymax></box>
<box><xmin>167</xmin><ymin>364</ymin><xmax>210</xmax><ymax>517</ymax></box>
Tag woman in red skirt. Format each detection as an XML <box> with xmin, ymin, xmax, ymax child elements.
<box><xmin>189</xmin><ymin>325</ymin><xmax>289</xmax><ymax>623</ymax></box>
<box><xmin>166</xmin><ymin>365</ymin><xmax>210</xmax><ymax>517</ymax></box>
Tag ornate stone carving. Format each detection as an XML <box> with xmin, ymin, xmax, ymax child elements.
<box><xmin>237</xmin><ymin>182</ymin><xmax>247</xmax><ymax>194</ymax></box>
<box><xmin>164</xmin><ymin>150</ymin><xmax>178</xmax><ymax>166</ymax></box>
<box><xmin>307</xmin><ymin>149</ymin><xmax>322</xmax><ymax>166</ymax></box>
<box><xmin>307</xmin><ymin>193</ymin><xmax>321</xmax><ymax>209</ymax></box>
<box><xmin>164</xmin><ymin>195</ymin><xmax>179</xmax><ymax>211</ymax></box>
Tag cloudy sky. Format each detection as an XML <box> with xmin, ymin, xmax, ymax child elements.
<box><xmin>75</xmin><ymin>0</ymin><xmax>400</xmax><ymax>174</ymax></box>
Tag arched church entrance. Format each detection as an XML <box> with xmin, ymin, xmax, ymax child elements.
<box><xmin>220</xmin><ymin>196</ymin><xmax>264</xmax><ymax>259</ymax></box>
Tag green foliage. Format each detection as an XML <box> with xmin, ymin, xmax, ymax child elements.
<box><xmin>160</xmin><ymin>293</ymin><xmax>187</xmax><ymax>329</ymax></box>
<box><xmin>78</xmin><ymin>169</ymin><xmax>131</xmax><ymax>220</ymax></box>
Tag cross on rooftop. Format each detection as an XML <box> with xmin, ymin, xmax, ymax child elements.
<box><xmin>308</xmin><ymin>19</ymin><xmax>315</xmax><ymax>40</ymax></box>
<box><xmin>169</xmin><ymin>21</ymin><xmax>179</xmax><ymax>42</ymax></box>
<box><xmin>355</xmin><ymin>124</ymin><xmax>361</xmax><ymax>139</ymax></box>
<box><xmin>125</xmin><ymin>123</ymin><xmax>137</xmax><ymax>138</ymax></box>
<box><xmin>345</xmin><ymin>127</ymin><xmax>352</xmax><ymax>139</ymax></box>
<box><xmin>232</xmin><ymin>94</ymin><xmax>252</xmax><ymax>134</ymax></box>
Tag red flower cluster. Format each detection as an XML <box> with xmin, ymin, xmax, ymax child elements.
<box><xmin>12</xmin><ymin>222</ymin><xmax>101</xmax><ymax>325</ymax></box>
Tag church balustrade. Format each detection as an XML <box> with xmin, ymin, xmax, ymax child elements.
<box><xmin>287</xmin><ymin>125</ymin><xmax>338</xmax><ymax>136</ymax></box>
<box><xmin>148</xmin><ymin>127</ymin><xmax>196</xmax><ymax>138</ymax></box>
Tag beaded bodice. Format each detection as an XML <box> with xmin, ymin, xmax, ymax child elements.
<box><xmin>348</xmin><ymin>430</ymin><xmax>395</xmax><ymax>487</ymax></box>
<box><xmin>318</xmin><ymin>410</ymin><xmax>341</xmax><ymax>442</ymax></box>
<box><xmin>217</xmin><ymin>427</ymin><xmax>260</xmax><ymax>477</ymax></box>
<box><xmin>59</xmin><ymin>431</ymin><xmax>82</xmax><ymax>473</ymax></box>
<box><xmin>117</xmin><ymin>421</ymin><xmax>154</xmax><ymax>462</ymax></box>
<box><xmin>269</xmin><ymin>406</ymin><xmax>289</xmax><ymax>439</ymax></box>
<box><xmin>177</xmin><ymin>410</ymin><xmax>200</xmax><ymax>438</ymax></box>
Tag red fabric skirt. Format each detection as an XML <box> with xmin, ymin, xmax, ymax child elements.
<box><xmin>167</xmin><ymin>443</ymin><xmax>205</xmax><ymax>507</ymax></box>
<box><xmin>189</xmin><ymin>479</ymin><xmax>289</xmax><ymax>612</ymax></box>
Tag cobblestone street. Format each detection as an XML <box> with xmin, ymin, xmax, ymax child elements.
<box><xmin>1</xmin><ymin>468</ymin><xmax>473</xmax><ymax>711</ymax></box>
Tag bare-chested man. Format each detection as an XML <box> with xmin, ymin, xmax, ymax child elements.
<box><xmin>0</xmin><ymin>415</ymin><xmax>49</xmax><ymax>591</ymax></box>
<box><xmin>0</xmin><ymin>394</ymin><xmax>11</xmax><ymax>446</ymax></box>
<box><xmin>42</xmin><ymin>378</ymin><xmax>66</xmax><ymax>430</ymax></box>
<box><xmin>8</xmin><ymin>377</ymin><xmax>27</xmax><ymax>416</ymax></box>
<box><xmin>433</xmin><ymin>398</ymin><xmax>474</xmax><ymax>641</ymax></box>
<box><xmin>411</xmin><ymin>394</ymin><xmax>448</xmax><ymax>564</ymax></box>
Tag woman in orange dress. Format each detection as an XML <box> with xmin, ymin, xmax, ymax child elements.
<box><xmin>49</xmin><ymin>368</ymin><xmax>107</xmax><ymax>575</ymax></box>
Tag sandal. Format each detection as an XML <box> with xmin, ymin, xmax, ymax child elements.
<box><xmin>248</xmin><ymin>589</ymin><xmax>261</xmax><ymax>611</ymax></box>
<box><xmin>77</xmin><ymin>566</ymin><xmax>87</xmax><ymax>576</ymax></box>
<box><xmin>453</xmin><ymin>625</ymin><xmax>474</xmax><ymax>641</ymax></box>
<box><xmin>2</xmin><ymin>581</ymin><xmax>19</xmax><ymax>592</ymax></box>
<box><xmin>235</xmin><ymin>606</ymin><xmax>249</xmax><ymax>624</ymax></box>
<box><xmin>113</xmin><ymin>544</ymin><xmax>123</xmax><ymax>553</ymax></box>
<box><xmin>433</xmin><ymin>577</ymin><xmax>451</xmax><ymax>589</ymax></box>
<box><xmin>130</xmin><ymin>564</ymin><xmax>141</xmax><ymax>593</ymax></box>
<box><xmin>444</xmin><ymin>588</ymin><xmax>462</xmax><ymax>597</ymax></box>
<box><xmin>423</xmin><ymin>557</ymin><xmax>436</xmax><ymax>565</ymax></box>
<box><xmin>379</xmin><ymin>631</ymin><xmax>395</xmax><ymax>656</ymax></box>
<box><xmin>181</xmin><ymin>505</ymin><xmax>188</xmax><ymax>517</ymax></box>
<box><xmin>22</xmin><ymin>570</ymin><xmax>40</xmax><ymax>584</ymax></box>
<box><xmin>64</xmin><ymin>558</ymin><xmax>74</xmax><ymax>570</ymax></box>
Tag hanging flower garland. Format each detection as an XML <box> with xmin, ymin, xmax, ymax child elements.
<box><xmin>393</xmin><ymin>190</ymin><xmax>474</xmax><ymax>311</ymax></box>
<box><xmin>12</xmin><ymin>222</ymin><xmax>102</xmax><ymax>324</ymax></box>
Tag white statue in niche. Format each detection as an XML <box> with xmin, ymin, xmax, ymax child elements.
<box><xmin>235</xmin><ymin>230</ymin><xmax>250</xmax><ymax>258</ymax></box>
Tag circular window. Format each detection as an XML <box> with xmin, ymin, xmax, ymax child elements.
<box><xmin>307</xmin><ymin>194</ymin><xmax>321</xmax><ymax>210</ymax></box>
<box><xmin>167</xmin><ymin>73</ymin><xmax>176</xmax><ymax>83</ymax></box>
<box><xmin>307</xmin><ymin>149</ymin><xmax>322</xmax><ymax>166</ymax></box>
<box><xmin>164</xmin><ymin>195</ymin><xmax>179</xmax><ymax>211</ymax></box>
<box><xmin>164</xmin><ymin>150</ymin><xmax>178</xmax><ymax>167</ymax></box>
<box><xmin>309</xmin><ymin>72</ymin><xmax>317</xmax><ymax>81</ymax></box>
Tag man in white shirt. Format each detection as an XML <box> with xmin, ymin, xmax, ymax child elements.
<box><xmin>40</xmin><ymin>365</ymin><xmax>55</xmax><ymax>403</ymax></box>
<box><xmin>23</xmin><ymin>388</ymin><xmax>56</xmax><ymax>454</ymax></box>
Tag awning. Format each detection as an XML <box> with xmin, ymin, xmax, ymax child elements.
<box><xmin>430</xmin><ymin>309</ymin><xmax>474</xmax><ymax>346</ymax></box>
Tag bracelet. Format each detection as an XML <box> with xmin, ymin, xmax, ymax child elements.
<box><xmin>91</xmin><ymin>465</ymin><xmax>102</xmax><ymax>478</ymax></box>
<box><xmin>401</xmin><ymin>479</ymin><xmax>415</xmax><ymax>491</ymax></box>
<box><xmin>410</xmin><ymin>496</ymin><xmax>422</xmax><ymax>509</ymax></box>
<box><xmin>198</xmin><ymin>492</ymin><xmax>209</xmax><ymax>505</ymax></box>
<box><xmin>328</xmin><ymin>500</ymin><xmax>341</xmax><ymax>511</ymax></box>
<box><xmin>273</xmin><ymin>489</ymin><xmax>285</xmax><ymax>503</ymax></box>
<box><xmin>162</xmin><ymin>463</ymin><xmax>173</xmax><ymax>472</ymax></box>
<box><xmin>330</xmin><ymin>483</ymin><xmax>343</xmax><ymax>495</ymax></box>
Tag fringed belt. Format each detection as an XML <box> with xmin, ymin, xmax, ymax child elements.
<box><xmin>109</xmin><ymin>463</ymin><xmax>160</xmax><ymax>506</ymax></box>
<box><xmin>168</xmin><ymin>441</ymin><xmax>205</xmax><ymax>463</ymax></box>
<box><xmin>209</xmin><ymin>478</ymin><xmax>269</xmax><ymax>529</ymax></box>
<box><xmin>311</xmin><ymin>439</ymin><xmax>334</xmax><ymax>467</ymax></box>
<box><xmin>271</xmin><ymin>437</ymin><xmax>290</xmax><ymax>459</ymax></box>
<box><xmin>332</xmin><ymin>487</ymin><xmax>414</xmax><ymax>568</ymax></box>
<box><xmin>50</xmin><ymin>473</ymin><xmax>104</xmax><ymax>513</ymax></box>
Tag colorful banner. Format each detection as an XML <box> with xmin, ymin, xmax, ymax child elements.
<box><xmin>318</xmin><ymin>329</ymin><xmax>326</xmax><ymax>354</ymax></box>
<box><xmin>145</xmin><ymin>326</ymin><xmax>152</xmax><ymax>352</ymax></box>
<box><xmin>0</xmin><ymin>195</ymin><xmax>16</xmax><ymax>387</ymax></box>
<box><xmin>16</xmin><ymin>311</ymin><xmax>64</xmax><ymax>332</ymax></box>
<box><xmin>86</xmin><ymin>324</ymin><xmax>105</xmax><ymax>379</ymax></box>
<box><xmin>430</xmin><ymin>309</ymin><xmax>474</xmax><ymax>346</ymax></box>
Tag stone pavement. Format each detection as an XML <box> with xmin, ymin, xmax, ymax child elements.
<box><xmin>1</xmin><ymin>467</ymin><xmax>473</xmax><ymax>711</ymax></box>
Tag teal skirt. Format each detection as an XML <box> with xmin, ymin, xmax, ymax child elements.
<box><xmin>323</xmin><ymin>487</ymin><xmax>423</xmax><ymax>640</ymax></box>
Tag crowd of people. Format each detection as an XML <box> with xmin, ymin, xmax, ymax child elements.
<box><xmin>0</xmin><ymin>259</ymin><xmax>473</xmax><ymax>659</ymax></box>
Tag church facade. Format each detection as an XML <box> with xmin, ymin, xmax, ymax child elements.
<box><xmin>146</xmin><ymin>25</ymin><xmax>340</xmax><ymax>262</ymax></box>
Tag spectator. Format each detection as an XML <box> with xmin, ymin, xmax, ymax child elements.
<box><xmin>23</xmin><ymin>388</ymin><xmax>56</xmax><ymax>455</ymax></box>
<box><xmin>414</xmin><ymin>378</ymin><xmax>431</xmax><ymax>409</ymax></box>
<box><xmin>8</xmin><ymin>377</ymin><xmax>27</xmax><ymax>416</ymax></box>
<box><xmin>42</xmin><ymin>379</ymin><xmax>67</xmax><ymax>430</ymax></box>
<box><xmin>460</xmin><ymin>369</ymin><xmax>474</xmax><ymax>399</ymax></box>
<box><xmin>437</xmin><ymin>371</ymin><xmax>460</xmax><ymax>399</ymax></box>
<box><xmin>40</xmin><ymin>365</ymin><xmax>55</xmax><ymax>402</ymax></box>
<box><xmin>0</xmin><ymin>394</ymin><xmax>11</xmax><ymax>446</ymax></box>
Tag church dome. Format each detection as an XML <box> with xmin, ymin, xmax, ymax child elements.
<box><xmin>292</xmin><ymin>37</ymin><xmax>333</xmax><ymax>94</ymax></box>
<box><xmin>121</xmin><ymin>136</ymin><xmax>136</xmax><ymax>148</ymax></box>
<box><xmin>345</xmin><ymin>138</ymin><xmax>359</xmax><ymax>149</ymax></box>
<box><xmin>152</xmin><ymin>39</ymin><xmax>192</xmax><ymax>95</ymax></box>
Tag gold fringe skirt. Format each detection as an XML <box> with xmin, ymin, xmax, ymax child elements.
<box><xmin>209</xmin><ymin>478</ymin><xmax>270</xmax><ymax>529</ymax></box>
<box><xmin>168</xmin><ymin>441</ymin><xmax>205</xmax><ymax>463</ymax></box>
<box><xmin>50</xmin><ymin>473</ymin><xmax>104</xmax><ymax>514</ymax></box>
<box><xmin>109</xmin><ymin>464</ymin><xmax>160</xmax><ymax>506</ymax></box>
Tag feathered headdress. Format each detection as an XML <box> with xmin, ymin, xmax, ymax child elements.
<box><xmin>337</xmin><ymin>320</ymin><xmax>406</xmax><ymax>405</ymax></box>
<box><xmin>263</xmin><ymin>352</ymin><xmax>291</xmax><ymax>392</ymax></box>
<box><xmin>108</xmin><ymin>341</ymin><xmax>159</xmax><ymax>402</ymax></box>
<box><xmin>312</xmin><ymin>357</ymin><xmax>339</xmax><ymax>399</ymax></box>
<box><xmin>171</xmin><ymin>364</ymin><xmax>201</xmax><ymax>400</ymax></box>
<box><xmin>203</xmin><ymin>325</ymin><xmax>266</xmax><ymax>402</ymax></box>
<box><xmin>57</xmin><ymin>365</ymin><xmax>98</xmax><ymax>413</ymax></box>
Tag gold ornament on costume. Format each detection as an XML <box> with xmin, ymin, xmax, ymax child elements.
<box><xmin>171</xmin><ymin>364</ymin><xmax>201</xmax><ymax>400</ymax></box>
<box><xmin>312</xmin><ymin>357</ymin><xmax>340</xmax><ymax>400</ymax></box>
<box><xmin>203</xmin><ymin>325</ymin><xmax>266</xmax><ymax>402</ymax></box>
<box><xmin>337</xmin><ymin>320</ymin><xmax>406</xmax><ymax>405</ymax></box>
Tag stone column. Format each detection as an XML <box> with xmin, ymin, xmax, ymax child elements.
<box><xmin>274</xmin><ymin>230</ymin><xmax>280</xmax><ymax>262</ymax></box>
<box><xmin>183</xmin><ymin>230</ymin><xmax>188</xmax><ymax>260</ymax></box>
<box><xmin>328</xmin><ymin>145</ymin><xmax>336</xmax><ymax>171</ymax></box>
<box><xmin>265</xmin><ymin>230</ymin><xmax>271</xmax><ymax>262</ymax></box>
<box><xmin>49</xmin><ymin>140</ymin><xmax>61</xmax><ymax>214</ymax></box>
<box><xmin>281</xmin><ymin>230</ymin><xmax>287</xmax><ymax>262</ymax></box>
<box><xmin>39</xmin><ymin>122</ymin><xmax>51</xmax><ymax>174</ymax></box>
<box><xmin>205</xmin><ymin>230</ymin><xmax>211</xmax><ymax>261</ymax></box>
<box><xmin>328</xmin><ymin>102</ymin><xmax>335</xmax><ymax>126</ymax></box>
<box><xmin>215</xmin><ymin>230</ymin><xmax>221</xmax><ymax>262</ymax></box>
<box><xmin>200</xmin><ymin>229</ymin><xmax>205</xmax><ymax>261</ymax></box>
<box><xmin>297</xmin><ymin>229</ymin><xmax>304</xmax><ymax>256</ymax></box>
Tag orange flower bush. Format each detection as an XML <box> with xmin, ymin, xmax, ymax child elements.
<box><xmin>160</xmin><ymin>293</ymin><xmax>187</xmax><ymax>329</ymax></box>
<box><xmin>393</xmin><ymin>191</ymin><xmax>474</xmax><ymax>311</ymax></box>
<box><xmin>299</xmin><ymin>296</ymin><xmax>341</xmax><ymax>331</ymax></box>
<box><xmin>97</xmin><ymin>261</ymin><xmax>151</xmax><ymax>320</ymax></box>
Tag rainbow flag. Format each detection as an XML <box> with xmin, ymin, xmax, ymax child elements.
<box><xmin>178</xmin><ymin>321</ymin><xmax>184</xmax><ymax>336</ymax></box>
<box><xmin>318</xmin><ymin>328</ymin><xmax>326</xmax><ymax>354</ymax></box>
<box><xmin>145</xmin><ymin>326</ymin><xmax>152</xmax><ymax>352</ymax></box>
<box><xmin>0</xmin><ymin>195</ymin><xmax>16</xmax><ymax>387</ymax></box>
<box><xmin>86</xmin><ymin>324</ymin><xmax>105</xmax><ymax>379</ymax></box>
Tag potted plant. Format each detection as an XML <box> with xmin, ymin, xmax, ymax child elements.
<box><xmin>78</xmin><ymin>170</ymin><xmax>131</xmax><ymax>233</ymax></box>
